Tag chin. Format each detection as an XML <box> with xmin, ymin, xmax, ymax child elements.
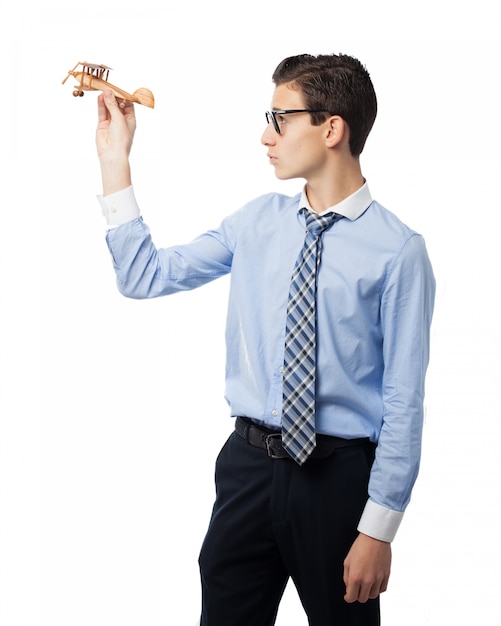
<box><xmin>274</xmin><ymin>169</ymin><xmax>296</xmax><ymax>181</ymax></box>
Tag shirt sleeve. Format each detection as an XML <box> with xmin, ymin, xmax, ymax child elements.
<box><xmin>102</xmin><ymin>198</ymin><xmax>237</xmax><ymax>299</ymax></box>
<box><xmin>97</xmin><ymin>186</ymin><xmax>140</xmax><ymax>227</ymax></box>
<box><xmin>358</xmin><ymin>233</ymin><xmax>435</xmax><ymax>542</ymax></box>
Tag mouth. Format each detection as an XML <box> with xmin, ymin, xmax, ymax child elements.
<box><xmin>267</xmin><ymin>154</ymin><xmax>277</xmax><ymax>163</ymax></box>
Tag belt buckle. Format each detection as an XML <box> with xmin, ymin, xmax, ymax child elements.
<box><xmin>265</xmin><ymin>433</ymin><xmax>284</xmax><ymax>459</ymax></box>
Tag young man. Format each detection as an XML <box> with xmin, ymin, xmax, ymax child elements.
<box><xmin>96</xmin><ymin>53</ymin><xmax>435</xmax><ymax>625</ymax></box>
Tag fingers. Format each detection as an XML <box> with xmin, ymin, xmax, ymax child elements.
<box><xmin>343</xmin><ymin>559</ymin><xmax>390</xmax><ymax>604</ymax></box>
<box><xmin>343</xmin><ymin>565</ymin><xmax>362</xmax><ymax>603</ymax></box>
<box><xmin>97</xmin><ymin>90</ymin><xmax>128</xmax><ymax>118</ymax></box>
<box><xmin>344</xmin><ymin>576</ymin><xmax>387</xmax><ymax>604</ymax></box>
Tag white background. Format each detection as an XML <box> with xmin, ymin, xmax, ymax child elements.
<box><xmin>1</xmin><ymin>1</ymin><xmax>500</xmax><ymax>624</ymax></box>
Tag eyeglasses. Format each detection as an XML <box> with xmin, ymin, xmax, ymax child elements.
<box><xmin>265</xmin><ymin>109</ymin><xmax>330</xmax><ymax>134</ymax></box>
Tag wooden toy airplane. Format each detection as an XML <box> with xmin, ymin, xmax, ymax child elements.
<box><xmin>62</xmin><ymin>61</ymin><xmax>154</xmax><ymax>108</ymax></box>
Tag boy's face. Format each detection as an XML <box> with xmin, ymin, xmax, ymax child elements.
<box><xmin>261</xmin><ymin>83</ymin><xmax>329</xmax><ymax>182</ymax></box>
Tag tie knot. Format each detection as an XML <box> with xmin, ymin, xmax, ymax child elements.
<box><xmin>302</xmin><ymin>209</ymin><xmax>337</xmax><ymax>236</ymax></box>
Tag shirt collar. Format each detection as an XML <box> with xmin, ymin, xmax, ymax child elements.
<box><xmin>299</xmin><ymin>181</ymin><xmax>373</xmax><ymax>221</ymax></box>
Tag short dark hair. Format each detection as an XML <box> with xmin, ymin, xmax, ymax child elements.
<box><xmin>272</xmin><ymin>53</ymin><xmax>377</xmax><ymax>156</ymax></box>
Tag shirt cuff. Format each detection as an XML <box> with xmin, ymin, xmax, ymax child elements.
<box><xmin>97</xmin><ymin>186</ymin><xmax>140</xmax><ymax>227</ymax></box>
<box><xmin>357</xmin><ymin>499</ymin><xmax>404</xmax><ymax>543</ymax></box>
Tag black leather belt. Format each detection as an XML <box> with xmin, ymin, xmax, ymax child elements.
<box><xmin>235</xmin><ymin>416</ymin><xmax>370</xmax><ymax>461</ymax></box>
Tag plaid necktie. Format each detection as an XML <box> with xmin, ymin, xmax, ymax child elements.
<box><xmin>282</xmin><ymin>208</ymin><xmax>338</xmax><ymax>464</ymax></box>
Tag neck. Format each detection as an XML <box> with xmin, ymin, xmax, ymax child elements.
<box><xmin>305</xmin><ymin>159</ymin><xmax>365</xmax><ymax>213</ymax></box>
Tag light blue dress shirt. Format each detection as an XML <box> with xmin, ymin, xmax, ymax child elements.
<box><xmin>99</xmin><ymin>183</ymin><xmax>435</xmax><ymax>541</ymax></box>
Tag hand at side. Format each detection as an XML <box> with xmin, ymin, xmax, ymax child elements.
<box><xmin>343</xmin><ymin>533</ymin><xmax>392</xmax><ymax>603</ymax></box>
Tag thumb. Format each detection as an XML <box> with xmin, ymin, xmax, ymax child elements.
<box><xmin>103</xmin><ymin>89</ymin><xmax>120</xmax><ymax>114</ymax></box>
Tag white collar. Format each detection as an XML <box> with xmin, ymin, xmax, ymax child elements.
<box><xmin>299</xmin><ymin>181</ymin><xmax>373</xmax><ymax>221</ymax></box>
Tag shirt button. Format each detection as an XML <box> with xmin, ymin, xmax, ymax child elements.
<box><xmin>271</xmin><ymin>410</ymin><xmax>278</xmax><ymax>417</ymax></box>
<box><xmin>278</xmin><ymin>366</ymin><xmax>284</xmax><ymax>373</ymax></box>
<box><xmin>111</xmin><ymin>206</ymin><xmax>117</xmax><ymax>213</ymax></box>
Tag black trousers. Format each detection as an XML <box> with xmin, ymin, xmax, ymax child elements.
<box><xmin>199</xmin><ymin>427</ymin><xmax>380</xmax><ymax>626</ymax></box>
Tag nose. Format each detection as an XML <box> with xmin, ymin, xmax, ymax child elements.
<box><xmin>261</xmin><ymin>121</ymin><xmax>277</xmax><ymax>146</ymax></box>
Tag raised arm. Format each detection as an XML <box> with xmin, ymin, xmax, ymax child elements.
<box><xmin>96</xmin><ymin>90</ymin><xmax>136</xmax><ymax>196</ymax></box>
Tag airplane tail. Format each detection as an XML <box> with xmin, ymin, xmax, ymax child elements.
<box><xmin>133</xmin><ymin>88</ymin><xmax>155</xmax><ymax>109</ymax></box>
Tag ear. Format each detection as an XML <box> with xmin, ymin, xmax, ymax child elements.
<box><xmin>325</xmin><ymin>116</ymin><xmax>347</xmax><ymax>149</ymax></box>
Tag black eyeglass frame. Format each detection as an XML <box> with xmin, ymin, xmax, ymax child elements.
<box><xmin>265</xmin><ymin>109</ymin><xmax>331</xmax><ymax>134</ymax></box>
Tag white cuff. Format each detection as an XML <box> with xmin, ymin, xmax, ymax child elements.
<box><xmin>97</xmin><ymin>186</ymin><xmax>140</xmax><ymax>227</ymax></box>
<box><xmin>357</xmin><ymin>499</ymin><xmax>404</xmax><ymax>543</ymax></box>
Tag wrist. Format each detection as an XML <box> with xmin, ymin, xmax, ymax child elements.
<box><xmin>358</xmin><ymin>532</ymin><xmax>390</xmax><ymax>545</ymax></box>
<box><xmin>100</xmin><ymin>159</ymin><xmax>132</xmax><ymax>196</ymax></box>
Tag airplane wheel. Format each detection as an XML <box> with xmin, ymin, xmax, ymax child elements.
<box><xmin>72</xmin><ymin>90</ymin><xmax>79</xmax><ymax>97</ymax></box>
<box><xmin>79</xmin><ymin>91</ymin><xmax>84</xmax><ymax>97</ymax></box>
